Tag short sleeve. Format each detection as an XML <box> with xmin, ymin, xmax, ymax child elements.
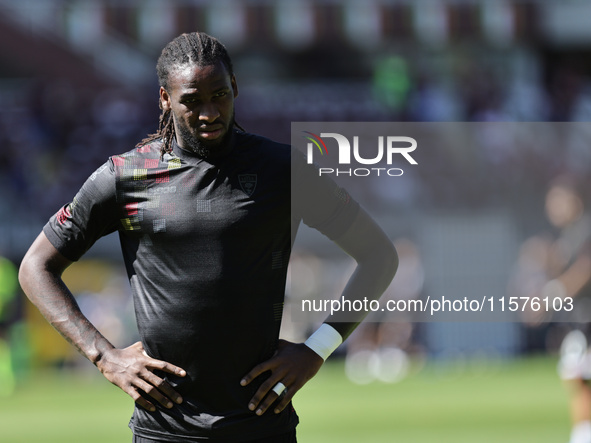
<box><xmin>43</xmin><ymin>160</ymin><xmax>120</xmax><ymax>261</ymax></box>
<box><xmin>291</xmin><ymin>148</ymin><xmax>359</xmax><ymax>240</ymax></box>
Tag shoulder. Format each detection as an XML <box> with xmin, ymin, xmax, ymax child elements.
<box><xmin>110</xmin><ymin>139</ymin><xmax>165</xmax><ymax>168</ymax></box>
<box><xmin>235</xmin><ymin>131</ymin><xmax>287</xmax><ymax>149</ymax></box>
<box><xmin>234</xmin><ymin>131</ymin><xmax>291</xmax><ymax>163</ymax></box>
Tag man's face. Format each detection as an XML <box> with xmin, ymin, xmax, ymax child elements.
<box><xmin>545</xmin><ymin>185</ymin><xmax>583</xmax><ymax>228</ymax></box>
<box><xmin>160</xmin><ymin>61</ymin><xmax>238</xmax><ymax>158</ymax></box>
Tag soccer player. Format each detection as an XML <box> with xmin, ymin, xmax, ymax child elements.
<box><xmin>542</xmin><ymin>178</ymin><xmax>591</xmax><ymax>443</ymax></box>
<box><xmin>514</xmin><ymin>176</ymin><xmax>591</xmax><ymax>443</ymax></box>
<box><xmin>18</xmin><ymin>32</ymin><xmax>397</xmax><ymax>442</ymax></box>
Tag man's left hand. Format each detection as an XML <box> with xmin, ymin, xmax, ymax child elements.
<box><xmin>240</xmin><ymin>339</ymin><xmax>324</xmax><ymax>415</ymax></box>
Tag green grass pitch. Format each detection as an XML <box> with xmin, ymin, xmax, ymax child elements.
<box><xmin>0</xmin><ymin>356</ymin><xmax>570</xmax><ymax>443</ymax></box>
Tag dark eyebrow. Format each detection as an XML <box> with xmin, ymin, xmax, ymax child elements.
<box><xmin>212</xmin><ymin>85</ymin><xmax>231</xmax><ymax>93</ymax></box>
<box><xmin>179</xmin><ymin>92</ymin><xmax>200</xmax><ymax>102</ymax></box>
<box><xmin>179</xmin><ymin>85</ymin><xmax>230</xmax><ymax>98</ymax></box>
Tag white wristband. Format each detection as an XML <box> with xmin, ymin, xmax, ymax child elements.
<box><xmin>304</xmin><ymin>323</ymin><xmax>343</xmax><ymax>361</ymax></box>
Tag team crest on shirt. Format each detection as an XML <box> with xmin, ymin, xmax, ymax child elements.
<box><xmin>238</xmin><ymin>174</ymin><xmax>257</xmax><ymax>196</ymax></box>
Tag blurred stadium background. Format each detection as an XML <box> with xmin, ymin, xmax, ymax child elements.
<box><xmin>2</xmin><ymin>0</ymin><xmax>591</xmax><ymax>441</ymax></box>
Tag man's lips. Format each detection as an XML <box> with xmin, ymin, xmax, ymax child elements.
<box><xmin>198</xmin><ymin>125</ymin><xmax>224</xmax><ymax>139</ymax></box>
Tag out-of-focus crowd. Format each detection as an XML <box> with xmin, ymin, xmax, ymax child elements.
<box><xmin>2</xmin><ymin>53</ymin><xmax>591</xmax><ymax>223</ymax></box>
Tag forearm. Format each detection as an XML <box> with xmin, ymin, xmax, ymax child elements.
<box><xmin>18</xmin><ymin>235</ymin><xmax>115</xmax><ymax>365</ymax></box>
<box><xmin>326</xmin><ymin>249</ymin><xmax>397</xmax><ymax>339</ymax></box>
<box><xmin>25</xmin><ymin>276</ymin><xmax>113</xmax><ymax>364</ymax></box>
<box><xmin>558</xmin><ymin>255</ymin><xmax>591</xmax><ymax>298</ymax></box>
<box><xmin>321</xmin><ymin>208</ymin><xmax>398</xmax><ymax>340</ymax></box>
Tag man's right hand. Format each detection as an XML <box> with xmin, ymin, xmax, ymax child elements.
<box><xmin>96</xmin><ymin>341</ymin><xmax>186</xmax><ymax>412</ymax></box>
<box><xmin>19</xmin><ymin>234</ymin><xmax>187</xmax><ymax>413</ymax></box>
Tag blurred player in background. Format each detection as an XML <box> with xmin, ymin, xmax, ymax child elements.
<box><xmin>546</xmin><ymin>178</ymin><xmax>591</xmax><ymax>443</ymax></box>
<box><xmin>18</xmin><ymin>32</ymin><xmax>397</xmax><ymax>442</ymax></box>
<box><xmin>512</xmin><ymin>176</ymin><xmax>591</xmax><ymax>443</ymax></box>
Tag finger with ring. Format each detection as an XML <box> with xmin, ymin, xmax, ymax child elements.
<box><xmin>272</xmin><ymin>382</ymin><xmax>287</xmax><ymax>396</ymax></box>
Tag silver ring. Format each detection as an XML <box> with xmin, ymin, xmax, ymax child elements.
<box><xmin>272</xmin><ymin>382</ymin><xmax>287</xmax><ymax>396</ymax></box>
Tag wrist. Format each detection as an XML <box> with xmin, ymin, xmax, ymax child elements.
<box><xmin>91</xmin><ymin>341</ymin><xmax>116</xmax><ymax>371</ymax></box>
<box><xmin>304</xmin><ymin>323</ymin><xmax>343</xmax><ymax>361</ymax></box>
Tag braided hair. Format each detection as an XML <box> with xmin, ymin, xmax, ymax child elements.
<box><xmin>137</xmin><ymin>32</ymin><xmax>243</xmax><ymax>157</ymax></box>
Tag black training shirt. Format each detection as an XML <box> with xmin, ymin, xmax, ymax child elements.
<box><xmin>44</xmin><ymin>130</ymin><xmax>359</xmax><ymax>441</ymax></box>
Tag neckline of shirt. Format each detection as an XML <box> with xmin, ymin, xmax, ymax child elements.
<box><xmin>171</xmin><ymin>130</ymin><xmax>238</xmax><ymax>166</ymax></box>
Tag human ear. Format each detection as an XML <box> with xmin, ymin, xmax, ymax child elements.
<box><xmin>231</xmin><ymin>75</ymin><xmax>239</xmax><ymax>99</ymax></box>
<box><xmin>160</xmin><ymin>87</ymin><xmax>171</xmax><ymax>111</ymax></box>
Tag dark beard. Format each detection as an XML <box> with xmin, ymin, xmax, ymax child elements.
<box><xmin>176</xmin><ymin>116</ymin><xmax>235</xmax><ymax>160</ymax></box>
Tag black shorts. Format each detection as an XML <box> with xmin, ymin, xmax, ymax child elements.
<box><xmin>132</xmin><ymin>429</ymin><xmax>297</xmax><ymax>443</ymax></box>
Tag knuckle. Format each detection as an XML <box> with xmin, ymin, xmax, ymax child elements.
<box><xmin>152</xmin><ymin>361</ymin><xmax>165</xmax><ymax>370</ymax></box>
<box><xmin>261</xmin><ymin>381</ymin><xmax>274</xmax><ymax>392</ymax></box>
<box><xmin>129</xmin><ymin>390</ymin><xmax>141</xmax><ymax>401</ymax></box>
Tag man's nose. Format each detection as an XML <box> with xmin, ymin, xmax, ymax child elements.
<box><xmin>199</xmin><ymin>102</ymin><xmax>220</xmax><ymax>122</ymax></box>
